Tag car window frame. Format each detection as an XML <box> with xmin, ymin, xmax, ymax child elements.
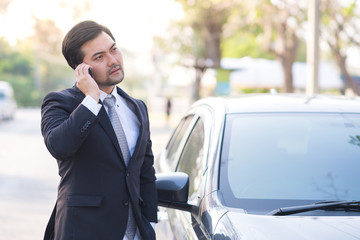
<box><xmin>175</xmin><ymin>106</ymin><xmax>214</xmax><ymax>200</ymax></box>
<box><xmin>164</xmin><ymin>115</ymin><xmax>200</xmax><ymax>171</ymax></box>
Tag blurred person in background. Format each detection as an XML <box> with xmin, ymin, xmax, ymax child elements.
<box><xmin>165</xmin><ymin>97</ymin><xmax>172</xmax><ymax>126</ymax></box>
<box><xmin>41</xmin><ymin>20</ymin><xmax>157</xmax><ymax>240</ymax></box>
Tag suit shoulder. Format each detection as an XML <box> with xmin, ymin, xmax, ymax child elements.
<box><xmin>44</xmin><ymin>87</ymin><xmax>76</xmax><ymax>100</ymax></box>
<box><xmin>42</xmin><ymin>87</ymin><xmax>81</xmax><ymax>109</ymax></box>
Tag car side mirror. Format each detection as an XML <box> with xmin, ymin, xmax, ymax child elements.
<box><xmin>156</xmin><ymin>172</ymin><xmax>193</xmax><ymax>212</ymax></box>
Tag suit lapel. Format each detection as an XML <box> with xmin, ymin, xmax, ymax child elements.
<box><xmin>98</xmin><ymin>104</ymin><xmax>126</xmax><ymax>166</ymax></box>
<box><xmin>116</xmin><ymin>88</ymin><xmax>144</xmax><ymax>165</ymax></box>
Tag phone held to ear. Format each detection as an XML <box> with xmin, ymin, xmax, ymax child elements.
<box><xmin>88</xmin><ymin>68</ymin><xmax>94</xmax><ymax>78</ymax></box>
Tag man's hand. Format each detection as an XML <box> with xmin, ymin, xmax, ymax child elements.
<box><xmin>75</xmin><ymin>63</ymin><xmax>100</xmax><ymax>103</ymax></box>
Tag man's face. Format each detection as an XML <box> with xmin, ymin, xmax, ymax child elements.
<box><xmin>81</xmin><ymin>31</ymin><xmax>124</xmax><ymax>92</ymax></box>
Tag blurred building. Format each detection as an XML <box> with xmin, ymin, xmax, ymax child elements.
<box><xmin>217</xmin><ymin>57</ymin><xmax>345</xmax><ymax>94</ymax></box>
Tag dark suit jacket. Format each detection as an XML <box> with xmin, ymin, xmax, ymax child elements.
<box><xmin>41</xmin><ymin>85</ymin><xmax>157</xmax><ymax>240</ymax></box>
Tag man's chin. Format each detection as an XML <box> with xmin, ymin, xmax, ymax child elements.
<box><xmin>108</xmin><ymin>75</ymin><xmax>124</xmax><ymax>85</ymax></box>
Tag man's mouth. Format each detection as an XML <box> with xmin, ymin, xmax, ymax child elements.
<box><xmin>109</xmin><ymin>65</ymin><xmax>122</xmax><ymax>75</ymax></box>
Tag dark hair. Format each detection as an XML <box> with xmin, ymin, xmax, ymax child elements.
<box><xmin>62</xmin><ymin>20</ymin><xmax>115</xmax><ymax>69</ymax></box>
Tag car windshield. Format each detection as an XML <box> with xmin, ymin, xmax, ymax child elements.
<box><xmin>220</xmin><ymin>113</ymin><xmax>360</xmax><ymax>211</ymax></box>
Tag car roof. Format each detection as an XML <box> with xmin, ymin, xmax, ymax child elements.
<box><xmin>193</xmin><ymin>94</ymin><xmax>360</xmax><ymax>114</ymax></box>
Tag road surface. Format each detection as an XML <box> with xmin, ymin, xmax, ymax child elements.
<box><xmin>0</xmin><ymin>108</ymin><xmax>175</xmax><ymax>240</ymax></box>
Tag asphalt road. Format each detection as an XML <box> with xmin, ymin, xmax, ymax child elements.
<box><xmin>0</xmin><ymin>108</ymin><xmax>175</xmax><ymax>240</ymax></box>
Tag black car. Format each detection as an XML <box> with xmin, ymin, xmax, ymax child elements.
<box><xmin>155</xmin><ymin>94</ymin><xmax>360</xmax><ymax>239</ymax></box>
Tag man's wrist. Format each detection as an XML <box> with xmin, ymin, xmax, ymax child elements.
<box><xmin>88</xmin><ymin>92</ymin><xmax>100</xmax><ymax>103</ymax></box>
<box><xmin>82</xmin><ymin>95</ymin><xmax>102</xmax><ymax>115</ymax></box>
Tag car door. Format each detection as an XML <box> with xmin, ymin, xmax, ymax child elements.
<box><xmin>166</xmin><ymin>107</ymin><xmax>213</xmax><ymax>239</ymax></box>
<box><xmin>156</xmin><ymin>114</ymin><xmax>199</xmax><ymax>239</ymax></box>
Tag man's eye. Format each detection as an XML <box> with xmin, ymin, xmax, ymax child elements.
<box><xmin>95</xmin><ymin>55</ymin><xmax>103</xmax><ymax>60</ymax></box>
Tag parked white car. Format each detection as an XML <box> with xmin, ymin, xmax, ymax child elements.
<box><xmin>0</xmin><ymin>81</ymin><xmax>17</xmax><ymax>120</ymax></box>
<box><xmin>156</xmin><ymin>94</ymin><xmax>360</xmax><ymax>239</ymax></box>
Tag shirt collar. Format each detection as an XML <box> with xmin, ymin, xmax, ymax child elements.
<box><xmin>100</xmin><ymin>86</ymin><xmax>118</xmax><ymax>103</ymax></box>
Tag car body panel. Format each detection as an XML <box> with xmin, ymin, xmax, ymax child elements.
<box><xmin>214</xmin><ymin>212</ymin><xmax>360</xmax><ymax>240</ymax></box>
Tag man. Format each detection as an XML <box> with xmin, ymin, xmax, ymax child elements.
<box><xmin>41</xmin><ymin>20</ymin><xmax>157</xmax><ymax>240</ymax></box>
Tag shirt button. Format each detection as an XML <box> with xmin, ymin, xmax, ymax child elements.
<box><xmin>123</xmin><ymin>200</ymin><xmax>129</xmax><ymax>206</ymax></box>
<box><xmin>126</xmin><ymin>172</ymin><xmax>130</xmax><ymax>177</ymax></box>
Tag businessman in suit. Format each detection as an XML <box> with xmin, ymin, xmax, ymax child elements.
<box><xmin>41</xmin><ymin>20</ymin><xmax>157</xmax><ymax>240</ymax></box>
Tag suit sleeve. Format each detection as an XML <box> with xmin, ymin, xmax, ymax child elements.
<box><xmin>139</xmin><ymin>101</ymin><xmax>158</xmax><ymax>223</ymax></box>
<box><xmin>41</xmin><ymin>91</ymin><xmax>99</xmax><ymax>160</ymax></box>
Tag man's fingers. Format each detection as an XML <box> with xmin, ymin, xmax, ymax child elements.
<box><xmin>75</xmin><ymin>63</ymin><xmax>90</xmax><ymax>76</ymax></box>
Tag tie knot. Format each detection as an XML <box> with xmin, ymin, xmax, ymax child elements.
<box><xmin>103</xmin><ymin>95</ymin><xmax>116</xmax><ymax>108</ymax></box>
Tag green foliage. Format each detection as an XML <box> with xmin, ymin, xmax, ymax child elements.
<box><xmin>222</xmin><ymin>31</ymin><xmax>274</xmax><ymax>59</ymax></box>
<box><xmin>1</xmin><ymin>52</ymin><xmax>32</xmax><ymax>75</ymax></box>
<box><xmin>0</xmin><ymin>34</ymin><xmax>73</xmax><ymax>107</ymax></box>
<box><xmin>174</xmin><ymin>0</ymin><xmax>236</xmax><ymax>66</ymax></box>
<box><xmin>342</xmin><ymin>1</ymin><xmax>357</xmax><ymax>16</ymax></box>
<box><xmin>216</xmin><ymin>68</ymin><xmax>232</xmax><ymax>82</ymax></box>
<box><xmin>2</xmin><ymin>74</ymin><xmax>41</xmax><ymax>107</ymax></box>
<box><xmin>296</xmin><ymin>40</ymin><xmax>307</xmax><ymax>62</ymax></box>
<box><xmin>38</xmin><ymin>60</ymin><xmax>73</xmax><ymax>93</ymax></box>
<box><xmin>240</xmin><ymin>88</ymin><xmax>275</xmax><ymax>94</ymax></box>
<box><xmin>0</xmin><ymin>38</ymin><xmax>39</xmax><ymax>107</ymax></box>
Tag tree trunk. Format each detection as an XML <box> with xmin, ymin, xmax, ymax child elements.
<box><xmin>192</xmin><ymin>58</ymin><xmax>207</xmax><ymax>101</ymax></box>
<box><xmin>193</xmin><ymin>68</ymin><xmax>202</xmax><ymax>101</ymax></box>
<box><xmin>191</xmin><ymin>18</ymin><xmax>222</xmax><ymax>101</ymax></box>
<box><xmin>277</xmin><ymin>33</ymin><xmax>298</xmax><ymax>93</ymax></box>
<box><xmin>334</xmin><ymin>52</ymin><xmax>359</xmax><ymax>95</ymax></box>
<box><xmin>263</xmin><ymin>4</ymin><xmax>299</xmax><ymax>93</ymax></box>
<box><xmin>205</xmin><ymin>20</ymin><xmax>222</xmax><ymax>68</ymax></box>
<box><xmin>279</xmin><ymin>56</ymin><xmax>294</xmax><ymax>93</ymax></box>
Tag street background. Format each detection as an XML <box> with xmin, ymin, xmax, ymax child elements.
<box><xmin>1</xmin><ymin>1</ymin><xmax>359</xmax><ymax>239</ymax></box>
<box><xmin>0</xmin><ymin>104</ymin><xmax>183</xmax><ymax>240</ymax></box>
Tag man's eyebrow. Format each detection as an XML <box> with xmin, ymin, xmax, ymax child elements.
<box><xmin>91</xmin><ymin>43</ymin><xmax>117</xmax><ymax>58</ymax></box>
<box><xmin>110</xmin><ymin>43</ymin><xmax>116</xmax><ymax>49</ymax></box>
<box><xmin>91</xmin><ymin>50</ymin><xmax>104</xmax><ymax>58</ymax></box>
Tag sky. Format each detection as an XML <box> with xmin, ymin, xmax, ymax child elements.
<box><xmin>0</xmin><ymin>0</ymin><xmax>183</xmax><ymax>52</ymax></box>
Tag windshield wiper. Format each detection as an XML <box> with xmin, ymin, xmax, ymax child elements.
<box><xmin>268</xmin><ymin>200</ymin><xmax>360</xmax><ymax>216</ymax></box>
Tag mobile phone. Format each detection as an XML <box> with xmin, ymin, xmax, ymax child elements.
<box><xmin>88</xmin><ymin>68</ymin><xmax>94</xmax><ymax>78</ymax></box>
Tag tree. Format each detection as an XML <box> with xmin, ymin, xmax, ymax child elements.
<box><xmin>0</xmin><ymin>0</ymin><xmax>95</xmax><ymax>106</ymax></box>
<box><xmin>256</xmin><ymin>0</ymin><xmax>307</xmax><ymax>93</ymax></box>
<box><xmin>33</xmin><ymin>18</ymin><xmax>63</xmax><ymax>55</ymax></box>
<box><xmin>0</xmin><ymin>38</ymin><xmax>38</xmax><ymax>106</ymax></box>
<box><xmin>174</xmin><ymin>0</ymin><xmax>238</xmax><ymax>100</ymax></box>
<box><xmin>320</xmin><ymin>0</ymin><xmax>360</xmax><ymax>95</ymax></box>
<box><xmin>31</xmin><ymin>18</ymin><xmax>73</xmax><ymax>93</ymax></box>
<box><xmin>172</xmin><ymin>0</ymin><xmax>307</xmax><ymax>96</ymax></box>
<box><xmin>221</xmin><ymin>25</ymin><xmax>275</xmax><ymax>60</ymax></box>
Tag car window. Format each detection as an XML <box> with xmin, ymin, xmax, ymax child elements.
<box><xmin>220</xmin><ymin>113</ymin><xmax>360</xmax><ymax>210</ymax></box>
<box><xmin>165</xmin><ymin>115</ymin><xmax>195</xmax><ymax>171</ymax></box>
<box><xmin>176</xmin><ymin>118</ymin><xmax>205</xmax><ymax>199</ymax></box>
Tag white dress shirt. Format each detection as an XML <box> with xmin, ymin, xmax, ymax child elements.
<box><xmin>82</xmin><ymin>87</ymin><xmax>139</xmax><ymax>156</ymax></box>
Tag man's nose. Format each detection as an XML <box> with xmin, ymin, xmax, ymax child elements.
<box><xmin>107</xmin><ymin>54</ymin><xmax>117</xmax><ymax>66</ymax></box>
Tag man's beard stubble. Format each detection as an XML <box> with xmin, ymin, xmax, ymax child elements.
<box><xmin>105</xmin><ymin>64</ymin><xmax>124</xmax><ymax>86</ymax></box>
